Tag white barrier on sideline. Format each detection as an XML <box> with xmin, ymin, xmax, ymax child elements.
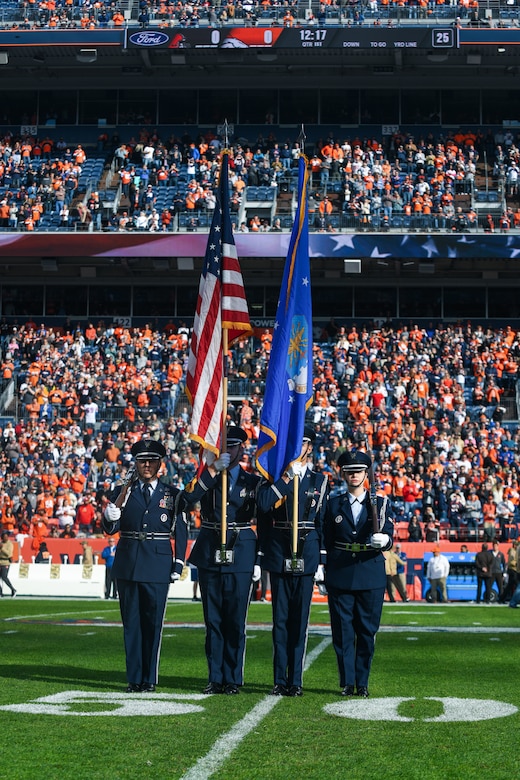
<box><xmin>7</xmin><ymin>563</ymin><xmax>195</xmax><ymax>600</ymax></box>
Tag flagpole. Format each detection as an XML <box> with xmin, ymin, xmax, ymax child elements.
<box><xmin>219</xmin><ymin>129</ymin><xmax>230</xmax><ymax>563</ymax></box>
<box><xmin>292</xmin><ymin>137</ymin><xmax>307</xmax><ymax>569</ymax></box>
<box><xmin>292</xmin><ymin>474</ymin><xmax>299</xmax><ymax>560</ymax></box>
<box><xmin>220</xmin><ymin>327</ymin><xmax>229</xmax><ymax>559</ymax></box>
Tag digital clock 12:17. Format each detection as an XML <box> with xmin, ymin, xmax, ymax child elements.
<box><xmin>300</xmin><ymin>29</ymin><xmax>327</xmax><ymax>44</ymax></box>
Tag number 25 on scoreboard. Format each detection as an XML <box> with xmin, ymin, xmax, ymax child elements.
<box><xmin>432</xmin><ymin>29</ymin><xmax>454</xmax><ymax>48</ymax></box>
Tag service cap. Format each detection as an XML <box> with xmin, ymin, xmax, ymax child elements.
<box><xmin>337</xmin><ymin>450</ymin><xmax>372</xmax><ymax>471</ymax></box>
<box><xmin>303</xmin><ymin>426</ymin><xmax>316</xmax><ymax>443</ymax></box>
<box><xmin>131</xmin><ymin>439</ymin><xmax>166</xmax><ymax>460</ymax></box>
<box><xmin>226</xmin><ymin>426</ymin><xmax>248</xmax><ymax>446</ymax></box>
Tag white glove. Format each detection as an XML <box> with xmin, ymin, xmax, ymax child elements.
<box><xmin>213</xmin><ymin>452</ymin><xmax>231</xmax><ymax>472</ymax></box>
<box><xmin>204</xmin><ymin>450</ymin><xmax>216</xmax><ymax>466</ymax></box>
<box><xmin>370</xmin><ymin>533</ymin><xmax>390</xmax><ymax>549</ymax></box>
<box><xmin>252</xmin><ymin>565</ymin><xmax>261</xmax><ymax>582</ymax></box>
<box><xmin>314</xmin><ymin>564</ymin><xmax>325</xmax><ymax>583</ymax></box>
<box><xmin>104</xmin><ymin>503</ymin><xmax>121</xmax><ymax>523</ymax></box>
<box><xmin>170</xmin><ymin>572</ymin><xmax>181</xmax><ymax>582</ymax></box>
<box><xmin>285</xmin><ymin>460</ymin><xmax>304</xmax><ymax>480</ymax></box>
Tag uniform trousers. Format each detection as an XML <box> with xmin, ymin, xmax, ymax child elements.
<box><xmin>327</xmin><ymin>586</ymin><xmax>385</xmax><ymax>688</ymax></box>
<box><xmin>270</xmin><ymin>572</ymin><xmax>314</xmax><ymax>688</ymax></box>
<box><xmin>198</xmin><ymin>569</ymin><xmax>253</xmax><ymax>686</ymax></box>
<box><xmin>117</xmin><ymin>579</ymin><xmax>169</xmax><ymax>686</ymax></box>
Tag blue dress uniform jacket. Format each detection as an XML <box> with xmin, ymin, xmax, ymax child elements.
<box><xmin>181</xmin><ymin>466</ymin><xmax>260</xmax><ymax>687</ymax></box>
<box><xmin>324</xmin><ymin>490</ymin><xmax>393</xmax><ymax>590</ymax></box>
<box><xmin>256</xmin><ymin>467</ymin><xmax>328</xmax><ymax>689</ymax></box>
<box><xmin>256</xmin><ymin>468</ymin><xmax>328</xmax><ymax>576</ymax></box>
<box><xmin>103</xmin><ymin>480</ymin><xmax>188</xmax><ymax>688</ymax></box>
<box><xmin>324</xmin><ymin>488</ymin><xmax>394</xmax><ymax>691</ymax></box>
<box><xmin>186</xmin><ymin>467</ymin><xmax>260</xmax><ymax>573</ymax></box>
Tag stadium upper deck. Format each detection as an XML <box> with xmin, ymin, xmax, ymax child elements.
<box><xmin>0</xmin><ymin>18</ymin><xmax>519</xmax><ymax>91</ymax></box>
<box><xmin>0</xmin><ymin>19</ymin><xmax>518</xmax><ymax>295</ymax></box>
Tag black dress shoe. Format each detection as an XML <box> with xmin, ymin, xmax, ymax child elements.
<box><xmin>125</xmin><ymin>684</ymin><xmax>141</xmax><ymax>693</ymax></box>
<box><xmin>356</xmin><ymin>687</ymin><xmax>369</xmax><ymax>698</ymax></box>
<box><xmin>269</xmin><ymin>684</ymin><xmax>287</xmax><ymax>696</ymax></box>
<box><xmin>287</xmin><ymin>685</ymin><xmax>303</xmax><ymax>697</ymax></box>
<box><xmin>203</xmin><ymin>682</ymin><xmax>223</xmax><ymax>694</ymax></box>
<box><xmin>341</xmin><ymin>685</ymin><xmax>355</xmax><ymax>697</ymax></box>
<box><xmin>140</xmin><ymin>683</ymin><xmax>156</xmax><ymax>693</ymax></box>
<box><xmin>224</xmin><ymin>683</ymin><xmax>239</xmax><ymax>695</ymax></box>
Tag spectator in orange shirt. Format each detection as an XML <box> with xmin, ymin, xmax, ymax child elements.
<box><xmin>70</xmin><ymin>467</ymin><xmax>87</xmax><ymax>497</ymax></box>
<box><xmin>76</xmin><ymin>496</ymin><xmax>96</xmax><ymax>534</ymax></box>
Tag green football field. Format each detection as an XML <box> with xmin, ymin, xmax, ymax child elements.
<box><xmin>0</xmin><ymin>598</ymin><xmax>518</xmax><ymax>780</ymax></box>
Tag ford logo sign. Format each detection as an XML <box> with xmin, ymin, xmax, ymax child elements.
<box><xmin>129</xmin><ymin>31</ymin><xmax>169</xmax><ymax>46</ymax></box>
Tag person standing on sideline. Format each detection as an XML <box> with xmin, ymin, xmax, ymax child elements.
<box><xmin>503</xmin><ymin>540</ymin><xmax>518</xmax><ymax>603</ymax></box>
<box><xmin>324</xmin><ymin>450</ymin><xmax>394</xmax><ymax>698</ymax></box>
<box><xmin>103</xmin><ymin>439</ymin><xmax>188</xmax><ymax>693</ymax></box>
<box><xmin>491</xmin><ymin>539</ymin><xmax>506</xmax><ymax>603</ymax></box>
<box><xmin>475</xmin><ymin>542</ymin><xmax>494</xmax><ymax>604</ymax></box>
<box><xmin>180</xmin><ymin>427</ymin><xmax>261</xmax><ymax>695</ymax></box>
<box><xmin>257</xmin><ymin>426</ymin><xmax>328</xmax><ymax>697</ymax></box>
<box><xmin>384</xmin><ymin>544</ymin><xmax>409</xmax><ymax>602</ymax></box>
<box><xmin>101</xmin><ymin>536</ymin><xmax>118</xmax><ymax>599</ymax></box>
<box><xmin>395</xmin><ymin>543</ymin><xmax>409</xmax><ymax>600</ymax></box>
<box><xmin>508</xmin><ymin>579</ymin><xmax>520</xmax><ymax>608</ymax></box>
<box><xmin>80</xmin><ymin>540</ymin><xmax>94</xmax><ymax>566</ymax></box>
<box><xmin>0</xmin><ymin>531</ymin><xmax>16</xmax><ymax>597</ymax></box>
<box><xmin>426</xmin><ymin>546</ymin><xmax>450</xmax><ymax>602</ymax></box>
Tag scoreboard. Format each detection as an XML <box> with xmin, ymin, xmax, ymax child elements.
<box><xmin>126</xmin><ymin>26</ymin><xmax>458</xmax><ymax>51</ymax></box>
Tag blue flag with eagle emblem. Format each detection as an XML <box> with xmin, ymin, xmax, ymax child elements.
<box><xmin>256</xmin><ymin>155</ymin><xmax>313</xmax><ymax>482</ymax></box>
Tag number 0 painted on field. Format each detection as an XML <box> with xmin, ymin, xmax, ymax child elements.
<box><xmin>324</xmin><ymin>697</ymin><xmax>517</xmax><ymax>722</ymax></box>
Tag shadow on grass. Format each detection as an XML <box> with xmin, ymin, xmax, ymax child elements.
<box><xmin>0</xmin><ymin>665</ymin><xmax>339</xmax><ymax>698</ymax></box>
<box><xmin>0</xmin><ymin>664</ymin><xmax>207</xmax><ymax>693</ymax></box>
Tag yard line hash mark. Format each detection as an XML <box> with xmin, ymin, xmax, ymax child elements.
<box><xmin>180</xmin><ymin>636</ymin><xmax>332</xmax><ymax>780</ymax></box>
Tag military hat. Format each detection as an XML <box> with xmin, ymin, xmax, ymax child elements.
<box><xmin>337</xmin><ymin>450</ymin><xmax>372</xmax><ymax>471</ymax></box>
<box><xmin>226</xmin><ymin>426</ymin><xmax>248</xmax><ymax>446</ymax></box>
<box><xmin>131</xmin><ymin>439</ymin><xmax>166</xmax><ymax>460</ymax></box>
<box><xmin>303</xmin><ymin>426</ymin><xmax>316</xmax><ymax>443</ymax></box>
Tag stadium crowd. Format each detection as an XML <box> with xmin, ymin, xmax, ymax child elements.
<box><xmin>0</xmin><ymin>316</ymin><xmax>519</xmax><ymax>552</ymax></box>
<box><xmin>2</xmin><ymin>0</ymin><xmax>520</xmax><ymax>31</ymax></box>
<box><xmin>0</xmin><ymin>125</ymin><xmax>520</xmax><ymax>232</ymax></box>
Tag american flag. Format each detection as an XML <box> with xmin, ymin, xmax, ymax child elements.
<box><xmin>186</xmin><ymin>152</ymin><xmax>252</xmax><ymax>457</ymax></box>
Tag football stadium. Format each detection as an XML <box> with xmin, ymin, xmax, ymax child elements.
<box><xmin>0</xmin><ymin>6</ymin><xmax>519</xmax><ymax>779</ymax></box>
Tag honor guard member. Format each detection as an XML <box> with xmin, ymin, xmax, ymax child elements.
<box><xmin>103</xmin><ymin>439</ymin><xmax>188</xmax><ymax>693</ymax></box>
<box><xmin>180</xmin><ymin>426</ymin><xmax>261</xmax><ymax>695</ymax></box>
<box><xmin>324</xmin><ymin>450</ymin><xmax>393</xmax><ymax>698</ymax></box>
<box><xmin>257</xmin><ymin>426</ymin><xmax>328</xmax><ymax>696</ymax></box>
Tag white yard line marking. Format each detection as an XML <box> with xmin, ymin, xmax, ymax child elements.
<box><xmin>3</xmin><ymin>609</ymin><xmax>119</xmax><ymax>621</ymax></box>
<box><xmin>180</xmin><ymin>636</ymin><xmax>331</xmax><ymax>780</ymax></box>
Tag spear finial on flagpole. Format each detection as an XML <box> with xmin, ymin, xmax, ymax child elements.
<box><xmin>223</xmin><ymin>118</ymin><xmax>229</xmax><ymax>152</ymax></box>
<box><xmin>297</xmin><ymin>124</ymin><xmax>306</xmax><ymax>157</ymax></box>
